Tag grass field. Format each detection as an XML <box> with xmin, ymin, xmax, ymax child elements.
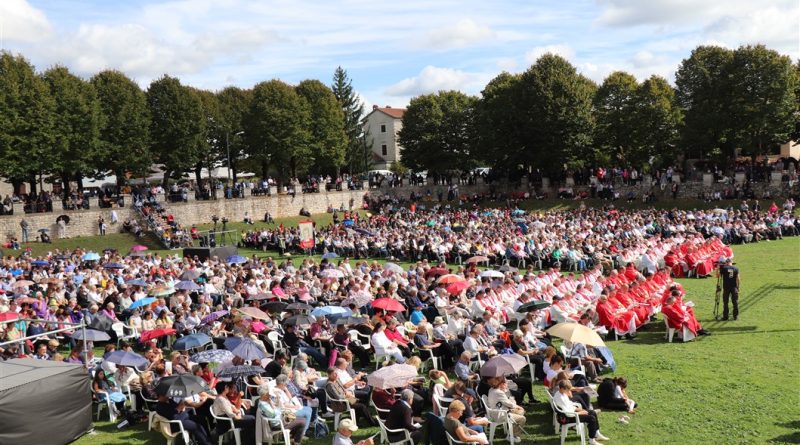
<box><xmin>68</xmin><ymin>235</ymin><xmax>800</xmax><ymax>445</ymax></box>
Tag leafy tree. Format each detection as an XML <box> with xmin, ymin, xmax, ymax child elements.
<box><xmin>331</xmin><ymin>67</ymin><xmax>366</xmax><ymax>175</ymax></box>
<box><xmin>474</xmin><ymin>72</ymin><xmax>524</xmax><ymax>176</ymax></box>
<box><xmin>216</xmin><ymin>86</ymin><xmax>251</xmax><ymax>182</ymax></box>
<box><xmin>633</xmin><ymin>75</ymin><xmax>683</xmax><ymax>166</ymax></box>
<box><xmin>593</xmin><ymin>71</ymin><xmax>639</xmax><ymax>165</ymax></box>
<box><xmin>296</xmin><ymin>79</ymin><xmax>347</xmax><ymax>175</ymax></box>
<box><xmin>726</xmin><ymin>45</ymin><xmax>797</xmax><ymax>160</ymax></box>
<box><xmin>191</xmin><ymin>88</ymin><xmax>223</xmax><ymax>190</ymax></box>
<box><xmin>0</xmin><ymin>52</ymin><xmax>55</xmax><ymax>194</ymax></box>
<box><xmin>42</xmin><ymin>65</ymin><xmax>103</xmax><ymax>193</ymax></box>
<box><xmin>675</xmin><ymin>46</ymin><xmax>735</xmax><ymax>161</ymax></box>
<box><xmin>91</xmin><ymin>70</ymin><xmax>151</xmax><ymax>185</ymax></box>
<box><xmin>398</xmin><ymin>90</ymin><xmax>478</xmax><ymax>175</ymax></box>
<box><xmin>517</xmin><ymin>54</ymin><xmax>596</xmax><ymax>177</ymax></box>
<box><xmin>146</xmin><ymin>75</ymin><xmax>206</xmax><ymax>187</ymax></box>
<box><xmin>244</xmin><ymin>80</ymin><xmax>311</xmax><ymax>183</ymax></box>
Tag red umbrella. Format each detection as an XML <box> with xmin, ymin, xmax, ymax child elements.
<box><xmin>140</xmin><ymin>328</ymin><xmax>176</xmax><ymax>342</ymax></box>
<box><xmin>446</xmin><ymin>281</ymin><xmax>471</xmax><ymax>295</ymax></box>
<box><xmin>14</xmin><ymin>297</ymin><xmax>37</xmax><ymax>305</ymax></box>
<box><xmin>372</xmin><ymin>298</ymin><xmax>406</xmax><ymax>312</ymax></box>
<box><xmin>466</xmin><ymin>255</ymin><xmax>489</xmax><ymax>264</ymax></box>
<box><xmin>251</xmin><ymin>321</ymin><xmax>268</xmax><ymax>333</ymax></box>
<box><xmin>425</xmin><ymin>267</ymin><xmax>448</xmax><ymax>278</ymax></box>
<box><xmin>0</xmin><ymin>312</ymin><xmax>19</xmax><ymax>323</ymax></box>
<box><xmin>131</xmin><ymin>245</ymin><xmax>149</xmax><ymax>252</ymax></box>
<box><xmin>437</xmin><ymin>274</ymin><xmax>464</xmax><ymax>285</ymax></box>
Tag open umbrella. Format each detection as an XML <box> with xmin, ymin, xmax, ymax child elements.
<box><xmin>498</xmin><ymin>265</ymin><xmax>517</xmax><ymax>273</ymax></box>
<box><xmin>446</xmin><ymin>281</ymin><xmax>471</xmax><ymax>295</ymax></box>
<box><xmin>82</xmin><ymin>252</ymin><xmax>101</xmax><ymax>261</ymax></box>
<box><xmin>227</xmin><ymin>255</ymin><xmax>247</xmax><ymax>265</ymax></box>
<box><xmin>88</xmin><ymin>314</ymin><xmax>115</xmax><ymax>331</ymax></box>
<box><xmin>383</xmin><ymin>262</ymin><xmax>404</xmax><ymax>274</ymax></box>
<box><xmin>140</xmin><ymin>328</ymin><xmax>176</xmax><ymax>343</ymax></box>
<box><xmin>128</xmin><ymin>297</ymin><xmax>157</xmax><ymax>310</ymax></box>
<box><xmin>216</xmin><ymin>365</ymin><xmax>265</xmax><ymax>379</ymax></box>
<box><xmin>336</xmin><ymin>316</ymin><xmax>368</xmax><ymax>326</ymax></box>
<box><xmin>13</xmin><ymin>296</ymin><xmax>37</xmax><ymax>305</ymax></box>
<box><xmin>516</xmin><ymin>300</ymin><xmax>551</xmax><ymax>312</ymax></box>
<box><xmin>150</xmin><ymin>285</ymin><xmax>176</xmax><ymax>297</ymax></box>
<box><xmin>191</xmin><ymin>349</ymin><xmax>234</xmax><ymax>364</ymax></box>
<box><xmin>321</xmin><ymin>252</ymin><xmax>339</xmax><ymax>260</ymax></box>
<box><xmin>72</xmin><ymin>329</ymin><xmax>111</xmax><ymax>342</ymax></box>
<box><xmin>179</xmin><ymin>270</ymin><xmax>202</xmax><ymax>281</ymax></box>
<box><xmin>321</xmin><ymin>268</ymin><xmax>344</xmax><ymax>279</ymax></box>
<box><xmin>311</xmin><ymin>306</ymin><xmax>351</xmax><ymax>318</ymax></box>
<box><xmin>341</xmin><ymin>293</ymin><xmax>372</xmax><ymax>308</ymax></box>
<box><xmin>224</xmin><ymin>337</ymin><xmax>243</xmax><ymax>350</ymax></box>
<box><xmin>342</xmin><ymin>219</ymin><xmax>354</xmax><ymax>226</ymax></box>
<box><xmin>12</xmin><ymin>280</ymin><xmax>34</xmax><ymax>289</ymax></box>
<box><xmin>0</xmin><ymin>312</ymin><xmax>20</xmax><ymax>323</ymax></box>
<box><xmin>284</xmin><ymin>314</ymin><xmax>315</xmax><ymax>328</ymax></box>
<box><xmin>248</xmin><ymin>292</ymin><xmax>273</xmax><ymax>301</ymax></box>
<box><xmin>202</xmin><ymin>310</ymin><xmax>229</xmax><ymax>324</ymax></box>
<box><xmin>479</xmin><ymin>270</ymin><xmax>505</xmax><ymax>279</ymax></box>
<box><xmin>480</xmin><ymin>354</ymin><xmax>528</xmax><ymax>377</ymax></box>
<box><xmin>155</xmin><ymin>375</ymin><xmax>208</xmax><ymax>398</ymax></box>
<box><xmin>251</xmin><ymin>321</ymin><xmax>268</xmax><ymax>333</ymax></box>
<box><xmin>262</xmin><ymin>301</ymin><xmax>288</xmax><ymax>313</ymax></box>
<box><xmin>105</xmin><ymin>350</ymin><xmax>148</xmax><ymax>369</ymax></box>
<box><xmin>175</xmin><ymin>281</ymin><xmax>201</xmax><ymax>291</ymax></box>
<box><xmin>466</xmin><ymin>255</ymin><xmax>489</xmax><ymax>264</ymax></box>
<box><xmin>371</xmin><ymin>298</ymin><xmax>405</xmax><ymax>312</ymax></box>
<box><xmin>367</xmin><ymin>364</ymin><xmax>419</xmax><ymax>389</ymax></box>
<box><xmin>104</xmin><ymin>263</ymin><xmax>125</xmax><ymax>270</ymax></box>
<box><xmin>286</xmin><ymin>303</ymin><xmax>312</xmax><ymax>311</ymax></box>
<box><xmin>57</xmin><ymin>214</ymin><xmax>71</xmax><ymax>224</ymax></box>
<box><xmin>173</xmin><ymin>333</ymin><xmax>212</xmax><ymax>351</ymax></box>
<box><xmin>231</xmin><ymin>339</ymin><xmax>267</xmax><ymax>360</ymax></box>
<box><xmin>354</xmin><ymin>228</ymin><xmax>374</xmax><ymax>236</ymax></box>
<box><xmin>38</xmin><ymin>228</ymin><xmax>49</xmax><ymax>233</ymax></box>
<box><xmin>425</xmin><ymin>267</ymin><xmax>448</xmax><ymax>278</ymax></box>
<box><xmin>128</xmin><ymin>251</ymin><xmax>148</xmax><ymax>258</ymax></box>
<box><xmin>546</xmin><ymin>323</ymin><xmax>606</xmax><ymax>347</ymax></box>
<box><xmin>126</xmin><ymin>278</ymin><xmax>148</xmax><ymax>287</ymax></box>
<box><xmin>31</xmin><ymin>260</ymin><xmax>49</xmax><ymax>267</ymax></box>
<box><xmin>437</xmin><ymin>274</ymin><xmax>464</xmax><ymax>285</ymax></box>
<box><xmin>237</xmin><ymin>307</ymin><xmax>270</xmax><ymax>321</ymax></box>
<box><xmin>131</xmin><ymin>245</ymin><xmax>149</xmax><ymax>252</ymax></box>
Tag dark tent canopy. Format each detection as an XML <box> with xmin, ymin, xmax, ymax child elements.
<box><xmin>0</xmin><ymin>358</ymin><xmax>92</xmax><ymax>445</ymax></box>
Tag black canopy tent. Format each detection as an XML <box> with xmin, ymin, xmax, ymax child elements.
<box><xmin>0</xmin><ymin>358</ymin><xmax>92</xmax><ymax>445</ymax></box>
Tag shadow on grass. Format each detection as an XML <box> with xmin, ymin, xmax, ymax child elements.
<box><xmin>777</xmin><ymin>269</ymin><xmax>800</xmax><ymax>273</ymax></box>
<box><xmin>769</xmin><ymin>432</ymin><xmax>800</xmax><ymax>444</ymax></box>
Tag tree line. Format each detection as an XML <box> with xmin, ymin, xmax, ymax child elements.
<box><xmin>399</xmin><ymin>44</ymin><xmax>799</xmax><ymax>179</ymax></box>
<box><xmin>0</xmin><ymin>53</ymin><xmax>365</xmax><ymax>194</ymax></box>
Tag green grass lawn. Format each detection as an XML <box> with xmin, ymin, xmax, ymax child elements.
<box><xmin>71</xmin><ymin>236</ymin><xmax>800</xmax><ymax>445</ymax></box>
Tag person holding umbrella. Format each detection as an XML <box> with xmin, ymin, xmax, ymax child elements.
<box><xmin>155</xmin><ymin>391</ymin><xmax>214</xmax><ymax>445</ymax></box>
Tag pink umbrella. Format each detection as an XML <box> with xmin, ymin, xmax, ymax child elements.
<box><xmin>131</xmin><ymin>245</ymin><xmax>149</xmax><ymax>252</ymax></box>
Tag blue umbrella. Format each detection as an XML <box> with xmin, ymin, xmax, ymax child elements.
<box><xmin>226</xmin><ymin>255</ymin><xmax>247</xmax><ymax>265</ymax></box>
<box><xmin>128</xmin><ymin>296</ymin><xmax>157</xmax><ymax>310</ymax></box>
<box><xmin>175</xmin><ymin>280</ymin><xmax>201</xmax><ymax>291</ymax></box>
<box><xmin>71</xmin><ymin>329</ymin><xmax>111</xmax><ymax>341</ymax></box>
<box><xmin>31</xmin><ymin>260</ymin><xmax>49</xmax><ymax>267</ymax></box>
<box><xmin>354</xmin><ymin>228</ymin><xmax>374</xmax><ymax>236</ymax></box>
<box><xmin>104</xmin><ymin>262</ymin><xmax>125</xmax><ymax>270</ymax></box>
<box><xmin>596</xmin><ymin>346</ymin><xmax>616</xmax><ymax>372</ymax></box>
<box><xmin>311</xmin><ymin>306</ymin><xmax>351</xmax><ymax>318</ymax></box>
<box><xmin>82</xmin><ymin>252</ymin><xmax>101</xmax><ymax>261</ymax></box>
<box><xmin>105</xmin><ymin>350</ymin><xmax>148</xmax><ymax>369</ymax></box>
<box><xmin>126</xmin><ymin>278</ymin><xmax>148</xmax><ymax>287</ymax></box>
<box><xmin>173</xmin><ymin>333</ymin><xmax>212</xmax><ymax>351</ymax></box>
<box><xmin>191</xmin><ymin>349</ymin><xmax>234</xmax><ymax>364</ymax></box>
<box><xmin>342</xmin><ymin>219</ymin><xmax>355</xmax><ymax>226</ymax></box>
<box><xmin>224</xmin><ymin>337</ymin><xmax>243</xmax><ymax>350</ymax></box>
<box><xmin>321</xmin><ymin>252</ymin><xmax>339</xmax><ymax>260</ymax></box>
<box><xmin>516</xmin><ymin>222</ymin><xmax>529</xmax><ymax>234</ymax></box>
<box><xmin>231</xmin><ymin>339</ymin><xmax>266</xmax><ymax>361</ymax></box>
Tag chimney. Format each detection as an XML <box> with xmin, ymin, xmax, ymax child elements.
<box><xmin>372</xmin><ymin>105</ymin><xmax>378</xmax><ymax>110</ymax></box>
<box><xmin>385</xmin><ymin>105</ymin><xmax>391</xmax><ymax>108</ymax></box>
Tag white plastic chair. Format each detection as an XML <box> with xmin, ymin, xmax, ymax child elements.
<box><xmin>446</xmin><ymin>431</ymin><xmax>481</xmax><ymax>445</ymax></box>
<box><xmin>210</xmin><ymin>409</ymin><xmax>243</xmax><ymax>445</ymax></box>
<box><xmin>481</xmin><ymin>395</ymin><xmax>515</xmax><ymax>444</ymax></box>
<box><xmin>551</xmin><ymin>401</ymin><xmax>587</xmax><ymax>445</ymax></box>
<box><xmin>255</xmin><ymin>407</ymin><xmax>291</xmax><ymax>445</ymax></box>
<box><xmin>663</xmin><ymin>317</ymin><xmax>696</xmax><ymax>342</ymax></box>
<box><xmin>91</xmin><ymin>387</ymin><xmax>117</xmax><ymax>422</ymax></box>
<box><xmin>376</xmin><ymin>415</ymin><xmax>414</xmax><ymax>445</ymax></box>
<box><xmin>432</xmin><ymin>393</ymin><xmax>454</xmax><ymax>417</ymax></box>
<box><xmin>112</xmin><ymin>322</ymin><xmax>138</xmax><ymax>346</ymax></box>
<box><xmin>326</xmin><ymin>395</ymin><xmax>357</xmax><ymax>430</ymax></box>
<box><xmin>412</xmin><ymin>339</ymin><xmax>440</xmax><ymax>372</ymax></box>
<box><xmin>151</xmin><ymin>413</ymin><xmax>191</xmax><ymax>445</ymax></box>
<box><xmin>544</xmin><ymin>390</ymin><xmax>561</xmax><ymax>433</ymax></box>
<box><xmin>369</xmin><ymin>398</ymin><xmax>391</xmax><ymax>444</ymax></box>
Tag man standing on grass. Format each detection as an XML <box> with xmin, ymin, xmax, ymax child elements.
<box><xmin>719</xmin><ymin>257</ymin><xmax>740</xmax><ymax>321</ymax></box>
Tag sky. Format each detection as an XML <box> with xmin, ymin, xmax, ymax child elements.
<box><xmin>2</xmin><ymin>0</ymin><xmax>798</xmax><ymax>109</ymax></box>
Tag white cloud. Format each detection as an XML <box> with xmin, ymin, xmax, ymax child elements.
<box><xmin>0</xmin><ymin>0</ymin><xmax>52</xmax><ymax>43</ymax></box>
<box><xmin>423</xmin><ymin>19</ymin><xmax>496</xmax><ymax>49</ymax></box>
<box><xmin>385</xmin><ymin>65</ymin><xmax>490</xmax><ymax>97</ymax></box>
<box><xmin>524</xmin><ymin>44</ymin><xmax>576</xmax><ymax>64</ymax></box>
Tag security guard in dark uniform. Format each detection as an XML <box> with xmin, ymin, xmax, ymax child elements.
<box><xmin>719</xmin><ymin>257</ymin><xmax>740</xmax><ymax>320</ymax></box>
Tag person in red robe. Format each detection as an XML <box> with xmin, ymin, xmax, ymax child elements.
<box><xmin>595</xmin><ymin>293</ymin><xmax>638</xmax><ymax>337</ymax></box>
<box><xmin>661</xmin><ymin>293</ymin><xmax>710</xmax><ymax>336</ymax></box>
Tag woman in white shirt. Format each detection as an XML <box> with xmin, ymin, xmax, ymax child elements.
<box><xmin>370</xmin><ymin>323</ymin><xmax>405</xmax><ymax>363</ymax></box>
<box><xmin>552</xmin><ymin>380</ymin><xmax>608</xmax><ymax>445</ymax></box>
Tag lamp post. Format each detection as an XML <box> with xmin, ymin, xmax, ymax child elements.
<box><xmin>226</xmin><ymin>130</ymin><xmax>245</xmax><ymax>183</ymax></box>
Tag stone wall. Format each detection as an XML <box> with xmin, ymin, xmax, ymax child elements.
<box><xmin>0</xmin><ymin>205</ymin><xmax>136</xmax><ymax>242</ymax></box>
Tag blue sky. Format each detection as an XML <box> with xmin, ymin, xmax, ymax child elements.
<box><xmin>2</xmin><ymin>0</ymin><xmax>798</xmax><ymax>108</ymax></box>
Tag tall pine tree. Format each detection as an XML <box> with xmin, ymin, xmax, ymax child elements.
<box><xmin>331</xmin><ymin>66</ymin><xmax>365</xmax><ymax>175</ymax></box>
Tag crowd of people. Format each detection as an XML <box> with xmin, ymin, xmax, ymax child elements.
<box><xmin>0</xmin><ymin>200</ymin><xmax>794</xmax><ymax>445</ymax></box>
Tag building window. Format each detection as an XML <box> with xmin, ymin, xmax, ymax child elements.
<box><xmin>380</xmin><ymin>124</ymin><xmax>386</xmax><ymax>133</ymax></box>
<box><xmin>381</xmin><ymin>144</ymin><xmax>388</xmax><ymax>156</ymax></box>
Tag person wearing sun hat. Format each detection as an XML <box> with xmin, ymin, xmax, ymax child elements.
<box><xmin>332</xmin><ymin>418</ymin><xmax>373</xmax><ymax>445</ymax></box>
